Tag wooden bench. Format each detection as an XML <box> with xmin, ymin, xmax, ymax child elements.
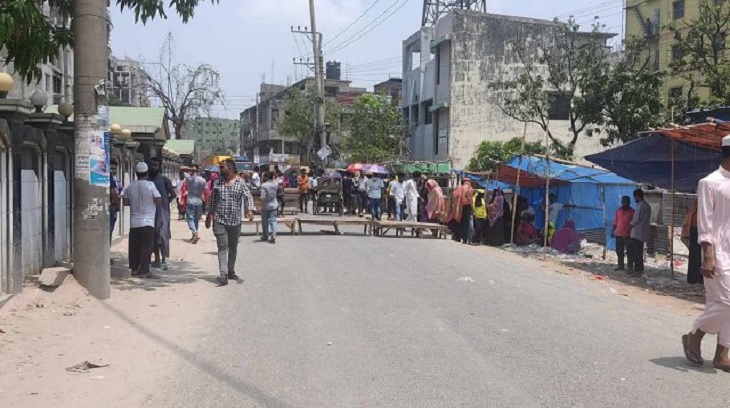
<box><xmin>241</xmin><ymin>217</ymin><xmax>299</xmax><ymax>235</ymax></box>
<box><xmin>373</xmin><ymin>220</ymin><xmax>449</xmax><ymax>238</ymax></box>
<box><xmin>297</xmin><ymin>218</ymin><xmax>372</xmax><ymax>235</ymax></box>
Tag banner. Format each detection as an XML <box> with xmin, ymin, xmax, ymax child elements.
<box><xmin>89</xmin><ymin>131</ymin><xmax>110</xmax><ymax>187</ymax></box>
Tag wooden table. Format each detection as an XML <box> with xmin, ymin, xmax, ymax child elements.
<box><xmin>372</xmin><ymin>220</ymin><xmax>449</xmax><ymax>238</ymax></box>
<box><xmin>297</xmin><ymin>218</ymin><xmax>372</xmax><ymax>235</ymax></box>
<box><xmin>241</xmin><ymin>217</ymin><xmax>299</xmax><ymax>235</ymax></box>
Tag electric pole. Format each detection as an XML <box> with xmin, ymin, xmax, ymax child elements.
<box><xmin>72</xmin><ymin>0</ymin><xmax>110</xmax><ymax>299</ymax></box>
<box><xmin>308</xmin><ymin>0</ymin><xmax>326</xmax><ymax>170</ymax></box>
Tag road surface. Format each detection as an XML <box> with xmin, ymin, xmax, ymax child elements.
<box><xmin>140</xmin><ymin>224</ymin><xmax>730</xmax><ymax>408</ymax></box>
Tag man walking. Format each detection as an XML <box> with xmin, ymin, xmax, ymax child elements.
<box><xmin>297</xmin><ymin>169</ymin><xmax>309</xmax><ymax>213</ymax></box>
<box><xmin>683</xmin><ymin>135</ymin><xmax>730</xmax><ymax>370</ymax></box>
<box><xmin>404</xmin><ymin>172</ymin><xmax>420</xmax><ymax>223</ymax></box>
<box><xmin>356</xmin><ymin>172</ymin><xmax>368</xmax><ymax>217</ymax></box>
<box><xmin>149</xmin><ymin>158</ymin><xmax>176</xmax><ymax>271</ymax></box>
<box><xmin>612</xmin><ymin>196</ymin><xmax>635</xmax><ymax>271</ymax></box>
<box><xmin>260</xmin><ymin>171</ymin><xmax>279</xmax><ymax>244</ymax></box>
<box><xmin>123</xmin><ymin>162</ymin><xmax>161</xmax><ymax>279</ymax></box>
<box><xmin>389</xmin><ymin>173</ymin><xmax>405</xmax><ymax>221</ymax></box>
<box><xmin>208</xmin><ymin>159</ymin><xmax>254</xmax><ymax>286</ymax></box>
<box><xmin>185</xmin><ymin>165</ymin><xmax>207</xmax><ymax>244</ymax></box>
<box><xmin>628</xmin><ymin>189</ymin><xmax>651</xmax><ymax>277</ymax></box>
<box><xmin>365</xmin><ymin>172</ymin><xmax>384</xmax><ymax>220</ymax></box>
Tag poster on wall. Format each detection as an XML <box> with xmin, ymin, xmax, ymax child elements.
<box><xmin>89</xmin><ymin>130</ymin><xmax>110</xmax><ymax>187</ymax></box>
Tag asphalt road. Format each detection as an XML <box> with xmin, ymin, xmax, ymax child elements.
<box><xmin>151</xmin><ymin>226</ymin><xmax>730</xmax><ymax>408</ymax></box>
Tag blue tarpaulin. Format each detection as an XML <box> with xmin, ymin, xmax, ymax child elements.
<box><xmin>585</xmin><ymin>133</ymin><xmax>724</xmax><ymax>191</ymax></box>
<box><xmin>452</xmin><ymin>170</ymin><xmax>513</xmax><ymax>191</ymax></box>
<box><xmin>501</xmin><ymin>156</ymin><xmax>636</xmax><ymax>250</ymax></box>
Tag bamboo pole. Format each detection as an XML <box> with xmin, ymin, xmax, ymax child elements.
<box><xmin>510</xmin><ymin>123</ymin><xmax>528</xmax><ymax>245</ymax></box>
<box><xmin>670</xmin><ymin>138</ymin><xmax>676</xmax><ymax>279</ymax></box>
<box><xmin>543</xmin><ymin>126</ymin><xmax>551</xmax><ymax>260</ymax></box>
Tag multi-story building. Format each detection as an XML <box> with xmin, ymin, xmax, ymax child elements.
<box><xmin>107</xmin><ymin>56</ymin><xmax>149</xmax><ymax>107</ymax></box>
<box><xmin>374</xmin><ymin>78</ymin><xmax>403</xmax><ymax>106</ymax></box>
<box><xmin>625</xmin><ymin>0</ymin><xmax>726</xmax><ymax>107</ymax></box>
<box><xmin>402</xmin><ymin>10</ymin><xmax>611</xmax><ymax>168</ymax></box>
<box><xmin>240</xmin><ymin>76</ymin><xmax>367</xmax><ymax>159</ymax></box>
<box><xmin>186</xmin><ymin>117</ymin><xmax>240</xmax><ymax>160</ymax></box>
<box><xmin>0</xmin><ymin>4</ymin><xmax>73</xmax><ymax>105</ymax></box>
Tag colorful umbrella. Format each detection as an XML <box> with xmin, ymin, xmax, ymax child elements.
<box><xmin>346</xmin><ymin>163</ymin><xmax>364</xmax><ymax>172</ymax></box>
<box><xmin>362</xmin><ymin>164</ymin><xmax>389</xmax><ymax>174</ymax></box>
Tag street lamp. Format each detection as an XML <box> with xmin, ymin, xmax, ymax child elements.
<box><xmin>29</xmin><ymin>89</ymin><xmax>48</xmax><ymax>113</ymax></box>
<box><xmin>121</xmin><ymin>128</ymin><xmax>132</xmax><ymax>139</ymax></box>
<box><xmin>110</xmin><ymin>123</ymin><xmax>122</xmax><ymax>135</ymax></box>
<box><xmin>0</xmin><ymin>72</ymin><xmax>13</xmax><ymax>98</ymax></box>
<box><xmin>58</xmin><ymin>102</ymin><xmax>73</xmax><ymax>120</ymax></box>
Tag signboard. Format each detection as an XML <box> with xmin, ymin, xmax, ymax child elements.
<box><xmin>89</xmin><ymin>131</ymin><xmax>110</xmax><ymax>187</ymax></box>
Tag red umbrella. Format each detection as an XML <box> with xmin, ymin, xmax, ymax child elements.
<box><xmin>346</xmin><ymin>163</ymin><xmax>364</xmax><ymax>172</ymax></box>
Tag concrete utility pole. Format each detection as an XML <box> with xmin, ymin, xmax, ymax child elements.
<box><xmin>72</xmin><ymin>0</ymin><xmax>110</xmax><ymax>299</ymax></box>
<box><xmin>308</xmin><ymin>0</ymin><xmax>326</xmax><ymax>169</ymax></box>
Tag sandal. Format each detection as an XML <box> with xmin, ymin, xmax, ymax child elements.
<box><xmin>682</xmin><ymin>334</ymin><xmax>704</xmax><ymax>366</ymax></box>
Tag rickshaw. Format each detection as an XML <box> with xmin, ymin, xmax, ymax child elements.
<box><xmin>313</xmin><ymin>174</ymin><xmax>344</xmax><ymax>216</ymax></box>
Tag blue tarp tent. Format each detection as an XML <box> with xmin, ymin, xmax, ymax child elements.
<box><xmin>452</xmin><ymin>170</ymin><xmax>513</xmax><ymax>191</ymax></box>
<box><xmin>498</xmin><ymin>156</ymin><xmax>636</xmax><ymax>250</ymax></box>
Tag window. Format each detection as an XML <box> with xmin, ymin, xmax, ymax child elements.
<box><xmin>669</xmin><ymin>87</ymin><xmax>683</xmax><ymax>101</ymax></box>
<box><xmin>436</xmin><ymin>48</ymin><xmax>441</xmax><ymax>85</ymax></box>
<box><xmin>423</xmin><ymin>100</ymin><xmax>433</xmax><ymax>125</ymax></box>
<box><xmin>547</xmin><ymin>94</ymin><xmax>570</xmax><ymax>121</ymax></box>
<box><xmin>52</xmin><ymin>72</ymin><xmax>62</xmax><ymax>94</ymax></box>
<box><xmin>45</xmin><ymin>74</ymin><xmax>52</xmax><ymax>93</ymax></box>
<box><xmin>673</xmin><ymin>1</ymin><xmax>684</xmax><ymax>20</ymax></box>
<box><xmin>671</xmin><ymin>44</ymin><xmax>684</xmax><ymax>62</ymax></box>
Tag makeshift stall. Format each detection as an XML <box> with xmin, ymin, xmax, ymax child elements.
<box><xmin>495</xmin><ymin>155</ymin><xmax>636</xmax><ymax>251</ymax></box>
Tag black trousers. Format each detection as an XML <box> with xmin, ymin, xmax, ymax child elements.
<box><xmin>129</xmin><ymin>226</ymin><xmax>155</xmax><ymax>275</ymax></box>
<box><xmin>628</xmin><ymin>238</ymin><xmax>645</xmax><ymax>272</ymax></box>
<box><xmin>615</xmin><ymin>236</ymin><xmax>632</xmax><ymax>270</ymax></box>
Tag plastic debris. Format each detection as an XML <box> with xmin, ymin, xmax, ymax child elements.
<box><xmin>66</xmin><ymin>361</ymin><xmax>109</xmax><ymax>373</ymax></box>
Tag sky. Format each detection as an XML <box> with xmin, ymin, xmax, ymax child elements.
<box><xmin>109</xmin><ymin>0</ymin><xmax>626</xmax><ymax>119</ymax></box>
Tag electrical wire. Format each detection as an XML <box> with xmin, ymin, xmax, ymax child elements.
<box><xmin>324</xmin><ymin>0</ymin><xmax>385</xmax><ymax>47</ymax></box>
<box><xmin>326</xmin><ymin>0</ymin><xmax>413</xmax><ymax>54</ymax></box>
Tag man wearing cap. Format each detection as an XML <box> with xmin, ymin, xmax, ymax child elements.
<box><xmin>683</xmin><ymin>134</ymin><xmax>730</xmax><ymax>371</ymax></box>
<box><xmin>123</xmin><ymin>162</ymin><xmax>162</xmax><ymax>279</ymax></box>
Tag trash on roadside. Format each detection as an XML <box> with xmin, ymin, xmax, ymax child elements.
<box><xmin>66</xmin><ymin>361</ymin><xmax>109</xmax><ymax>373</ymax></box>
<box><xmin>63</xmin><ymin>311</ymin><xmax>76</xmax><ymax>317</ymax></box>
<box><xmin>592</xmin><ymin>275</ymin><xmax>608</xmax><ymax>280</ymax></box>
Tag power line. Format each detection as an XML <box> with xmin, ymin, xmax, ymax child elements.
<box><xmin>326</xmin><ymin>0</ymin><xmax>412</xmax><ymax>54</ymax></box>
<box><xmin>324</xmin><ymin>0</ymin><xmax>385</xmax><ymax>47</ymax></box>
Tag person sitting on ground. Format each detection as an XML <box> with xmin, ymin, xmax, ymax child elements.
<box><xmin>550</xmin><ymin>219</ymin><xmax>582</xmax><ymax>254</ymax></box>
<box><xmin>514</xmin><ymin>214</ymin><xmax>540</xmax><ymax>246</ymax></box>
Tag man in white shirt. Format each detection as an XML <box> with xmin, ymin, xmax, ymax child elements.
<box><xmin>251</xmin><ymin>165</ymin><xmax>261</xmax><ymax>189</ymax></box>
<box><xmin>389</xmin><ymin>172</ymin><xmax>406</xmax><ymax>221</ymax></box>
<box><xmin>123</xmin><ymin>162</ymin><xmax>162</xmax><ymax>279</ymax></box>
<box><xmin>404</xmin><ymin>172</ymin><xmax>420</xmax><ymax>222</ymax></box>
<box><xmin>684</xmin><ymin>135</ymin><xmax>730</xmax><ymax>371</ymax></box>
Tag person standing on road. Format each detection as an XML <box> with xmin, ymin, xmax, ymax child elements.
<box><xmin>389</xmin><ymin>173</ymin><xmax>405</xmax><ymax>221</ymax></box>
<box><xmin>308</xmin><ymin>170</ymin><xmax>319</xmax><ymax>213</ymax></box>
<box><xmin>251</xmin><ymin>165</ymin><xmax>261</xmax><ymax>189</ymax></box>
<box><xmin>683</xmin><ymin>135</ymin><xmax>730</xmax><ymax>370</ymax></box>
<box><xmin>342</xmin><ymin>172</ymin><xmax>354</xmax><ymax>214</ymax></box>
<box><xmin>123</xmin><ymin>162</ymin><xmax>161</xmax><ymax>279</ymax></box>
<box><xmin>365</xmin><ymin>172</ymin><xmax>385</xmax><ymax>220</ymax></box>
<box><xmin>356</xmin><ymin>172</ymin><xmax>368</xmax><ymax>217</ymax></box>
<box><xmin>207</xmin><ymin>159</ymin><xmax>254</xmax><ymax>286</ymax></box>
<box><xmin>424</xmin><ymin>179</ymin><xmax>445</xmax><ymax>223</ymax></box>
<box><xmin>628</xmin><ymin>189</ymin><xmax>651</xmax><ymax>277</ymax></box>
<box><xmin>260</xmin><ymin>171</ymin><xmax>280</xmax><ymax>244</ymax></box>
<box><xmin>109</xmin><ymin>159</ymin><xmax>122</xmax><ymax>242</ymax></box>
<box><xmin>297</xmin><ymin>169</ymin><xmax>310</xmax><ymax>213</ymax></box>
<box><xmin>404</xmin><ymin>172</ymin><xmax>420</xmax><ymax>223</ymax></box>
<box><xmin>149</xmin><ymin>157</ymin><xmax>176</xmax><ymax>271</ymax></box>
<box><xmin>185</xmin><ymin>165</ymin><xmax>207</xmax><ymax>244</ymax></box>
<box><xmin>612</xmin><ymin>196</ymin><xmax>635</xmax><ymax>271</ymax></box>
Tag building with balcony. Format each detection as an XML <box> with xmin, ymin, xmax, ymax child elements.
<box><xmin>107</xmin><ymin>56</ymin><xmax>149</xmax><ymax>107</ymax></box>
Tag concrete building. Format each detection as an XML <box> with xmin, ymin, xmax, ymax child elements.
<box><xmin>402</xmin><ymin>11</ymin><xmax>610</xmax><ymax>168</ymax></box>
<box><xmin>374</xmin><ymin>78</ymin><xmax>403</xmax><ymax>106</ymax></box>
<box><xmin>625</xmin><ymin>0</ymin><xmax>714</xmax><ymax>106</ymax></box>
<box><xmin>107</xmin><ymin>56</ymin><xmax>149</xmax><ymax>107</ymax></box>
<box><xmin>186</xmin><ymin>117</ymin><xmax>240</xmax><ymax>159</ymax></box>
<box><xmin>0</xmin><ymin>4</ymin><xmax>73</xmax><ymax>105</ymax></box>
<box><xmin>240</xmin><ymin>77</ymin><xmax>367</xmax><ymax>159</ymax></box>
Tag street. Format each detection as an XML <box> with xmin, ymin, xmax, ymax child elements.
<box><xmin>2</xmin><ymin>219</ymin><xmax>730</xmax><ymax>407</ymax></box>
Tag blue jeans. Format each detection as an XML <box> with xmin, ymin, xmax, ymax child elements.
<box><xmin>262</xmin><ymin>209</ymin><xmax>278</xmax><ymax>239</ymax></box>
<box><xmin>370</xmin><ymin>197</ymin><xmax>381</xmax><ymax>220</ymax></box>
<box><xmin>187</xmin><ymin>204</ymin><xmax>203</xmax><ymax>234</ymax></box>
<box><xmin>394</xmin><ymin>202</ymin><xmax>402</xmax><ymax>221</ymax></box>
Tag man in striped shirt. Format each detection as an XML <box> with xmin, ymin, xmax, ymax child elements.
<box><xmin>209</xmin><ymin>159</ymin><xmax>254</xmax><ymax>286</ymax></box>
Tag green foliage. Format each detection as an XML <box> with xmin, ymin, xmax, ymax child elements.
<box><xmin>343</xmin><ymin>94</ymin><xmax>406</xmax><ymax>163</ymax></box>
<box><xmin>579</xmin><ymin>38</ymin><xmax>665</xmax><ymax>145</ymax></box>
<box><xmin>0</xmin><ymin>0</ymin><xmax>217</xmax><ymax>83</ymax></box>
<box><xmin>279</xmin><ymin>87</ymin><xmax>341</xmax><ymax>162</ymax></box>
<box><xmin>667</xmin><ymin>0</ymin><xmax>730</xmax><ymax>108</ymax></box>
<box><xmin>467</xmin><ymin>137</ymin><xmax>546</xmax><ymax>173</ymax></box>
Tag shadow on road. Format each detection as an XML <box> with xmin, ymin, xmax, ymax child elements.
<box><xmin>100</xmin><ymin>302</ymin><xmax>295</xmax><ymax>408</ymax></box>
<box><xmin>650</xmin><ymin>356</ymin><xmax>718</xmax><ymax>374</ymax></box>
<box><xmin>111</xmin><ymin>258</ymin><xmax>225</xmax><ymax>291</ymax></box>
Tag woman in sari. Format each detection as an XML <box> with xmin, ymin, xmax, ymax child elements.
<box><xmin>485</xmin><ymin>188</ymin><xmax>506</xmax><ymax>246</ymax></box>
<box><xmin>449</xmin><ymin>179</ymin><xmax>474</xmax><ymax>244</ymax></box>
<box><xmin>424</xmin><ymin>179</ymin><xmax>445</xmax><ymax>222</ymax></box>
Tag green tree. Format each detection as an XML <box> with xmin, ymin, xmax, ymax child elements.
<box><xmin>579</xmin><ymin>38</ymin><xmax>665</xmax><ymax>145</ymax></box>
<box><xmin>467</xmin><ymin>137</ymin><xmax>546</xmax><ymax>173</ymax></box>
<box><xmin>491</xmin><ymin>18</ymin><xmax>607</xmax><ymax>159</ymax></box>
<box><xmin>343</xmin><ymin>94</ymin><xmax>406</xmax><ymax>163</ymax></box>
<box><xmin>279</xmin><ymin>87</ymin><xmax>341</xmax><ymax>164</ymax></box>
<box><xmin>0</xmin><ymin>0</ymin><xmax>218</xmax><ymax>83</ymax></box>
<box><xmin>668</xmin><ymin>0</ymin><xmax>730</xmax><ymax>108</ymax></box>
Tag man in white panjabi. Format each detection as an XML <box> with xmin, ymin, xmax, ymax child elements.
<box><xmin>683</xmin><ymin>134</ymin><xmax>730</xmax><ymax>371</ymax></box>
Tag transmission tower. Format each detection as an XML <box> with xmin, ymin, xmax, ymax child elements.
<box><xmin>422</xmin><ymin>0</ymin><xmax>486</xmax><ymax>27</ymax></box>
